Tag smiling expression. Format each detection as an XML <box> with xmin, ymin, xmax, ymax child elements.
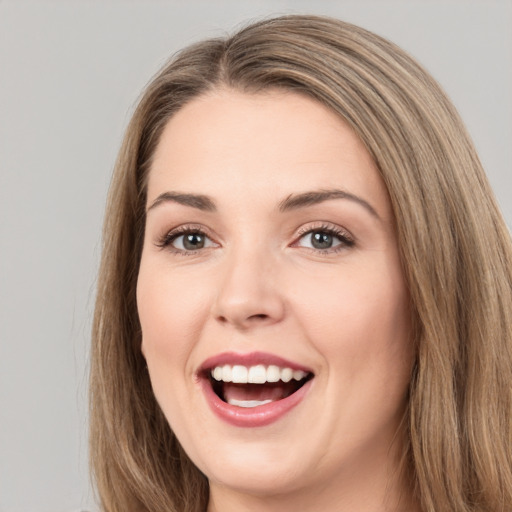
<box><xmin>136</xmin><ymin>89</ymin><xmax>414</xmax><ymax>509</ymax></box>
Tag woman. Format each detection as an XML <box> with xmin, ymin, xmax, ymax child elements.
<box><xmin>90</xmin><ymin>15</ymin><xmax>512</xmax><ymax>512</ymax></box>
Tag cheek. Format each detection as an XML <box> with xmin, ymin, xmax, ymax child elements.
<box><xmin>290</xmin><ymin>260</ymin><xmax>412</xmax><ymax>378</ymax></box>
<box><xmin>136</xmin><ymin>263</ymin><xmax>211</xmax><ymax>374</ymax></box>
<box><xmin>136</xmin><ymin>264</ymin><xmax>214</xmax><ymax>435</ymax></box>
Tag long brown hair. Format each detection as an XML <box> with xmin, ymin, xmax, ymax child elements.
<box><xmin>90</xmin><ymin>15</ymin><xmax>512</xmax><ymax>512</ymax></box>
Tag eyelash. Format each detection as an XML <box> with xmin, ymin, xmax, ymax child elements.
<box><xmin>155</xmin><ymin>224</ymin><xmax>215</xmax><ymax>255</ymax></box>
<box><xmin>294</xmin><ymin>223</ymin><xmax>355</xmax><ymax>254</ymax></box>
<box><xmin>155</xmin><ymin>223</ymin><xmax>355</xmax><ymax>255</ymax></box>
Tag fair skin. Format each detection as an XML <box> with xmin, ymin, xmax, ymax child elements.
<box><xmin>137</xmin><ymin>89</ymin><xmax>418</xmax><ymax>511</ymax></box>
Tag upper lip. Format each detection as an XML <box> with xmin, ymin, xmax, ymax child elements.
<box><xmin>198</xmin><ymin>351</ymin><xmax>314</xmax><ymax>375</ymax></box>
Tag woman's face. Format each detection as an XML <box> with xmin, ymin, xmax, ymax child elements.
<box><xmin>137</xmin><ymin>90</ymin><xmax>414</xmax><ymax>505</ymax></box>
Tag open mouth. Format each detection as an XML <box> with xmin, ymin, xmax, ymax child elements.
<box><xmin>204</xmin><ymin>364</ymin><xmax>314</xmax><ymax>408</ymax></box>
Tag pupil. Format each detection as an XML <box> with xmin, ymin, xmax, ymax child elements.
<box><xmin>312</xmin><ymin>231</ymin><xmax>332</xmax><ymax>249</ymax></box>
<box><xmin>183</xmin><ymin>233</ymin><xmax>204</xmax><ymax>250</ymax></box>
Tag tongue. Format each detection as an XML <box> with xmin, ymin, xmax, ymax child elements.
<box><xmin>223</xmin><ymin>382</ymin><xmax>296</xmax><ymax>404</ymax></box>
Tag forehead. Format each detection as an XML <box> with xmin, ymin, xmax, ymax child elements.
<box><xmin>147</xmin><ymin>89</ymin><xmax>390</xmax><ymax>217</ymax></box>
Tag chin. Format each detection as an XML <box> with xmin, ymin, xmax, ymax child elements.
<box><xmin>204</xmin><ymin>454</ymin><xmax>308</xmax><ymax>497</ymax></box>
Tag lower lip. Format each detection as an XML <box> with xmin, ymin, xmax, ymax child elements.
<box><xmin>200</xmin><ymin>377</ymin><xmax>313</xmax><ymax>428</ymax></box>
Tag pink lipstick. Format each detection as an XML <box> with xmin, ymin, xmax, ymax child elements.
<box><xmin>197</xmin><ymin>351</ymin><xmax>314</xmax><ymax>428</ymax></box>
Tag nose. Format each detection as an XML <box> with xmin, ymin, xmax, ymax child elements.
<box><xmin>211</xmin><ymin>247</ymin><xmax>285</xmax><ymax>330</ymax></box>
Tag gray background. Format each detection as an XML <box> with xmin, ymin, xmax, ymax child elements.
<box><xmin>1</xmin><ymin>1</ymin><xmax>510</xmax><ymax>511</ymax></box>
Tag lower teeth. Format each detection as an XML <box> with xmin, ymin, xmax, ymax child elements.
<box><xmin>227</xmin><ymin>398</ymin><xmax>273</xmax><ymax>408</ymax></box>
<box><xmin>209</xmin><ymin>374</ymin><xmax>312</xmax><ymax>407</ymax></box>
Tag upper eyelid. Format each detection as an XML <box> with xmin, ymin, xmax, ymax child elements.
<box><xmin>292</xmin><ymin>222</ymin><xmax>356</xmax><ymax>251</ymax></box>
<box><xmin>155</xmin><ymin>223</ymin><xmax>218</xmax><ymax>249</ymax></box>
<box><xmin>295</xmin><ymin>222</ymin><xmax>353</xmax><ymax>239</ymax></box>
<box><xmin>162</xmin><ymin>223</ymin><xmax>214</xmax><ymax>239</ymax></box>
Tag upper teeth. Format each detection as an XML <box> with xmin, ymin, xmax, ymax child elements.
<box><xmin>210</xmin><ymin>364</ymin><xmax>308</xmax><ymax>384</ymax></box>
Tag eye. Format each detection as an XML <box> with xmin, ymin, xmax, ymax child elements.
<box><xmin>172</xmin><ymin>231</ymin><xmax>214</xmax><ymax>250</ymax></box>
<box><xmin>157</xmin><ymin>226</ymin><xmax>218</xmax><ymax>254</ymax></box>
<box><xmin>295</xmin><ymin>225</ymin><xmax>354</xmax><ymax>252</ymax></box>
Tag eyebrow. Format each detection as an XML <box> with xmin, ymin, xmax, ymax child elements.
<box><xmin>147</xmin><ymin>192</ymin><xmax>217</xmax><ymax>213</ymax></box>
<box><xmin>278</xmin><ymin>189</ymin><xmax>380</xmax><ymax>219</ymax></box>
<box><xmin>146</xmin><ymin>188</ymin><xmax>379</xmax><ymax>219</ymax></box>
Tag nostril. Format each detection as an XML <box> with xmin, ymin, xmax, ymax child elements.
<box><xmin>250</xmin><ymin>314</ymin><xmax>269</xmax><ymax>320</ymax></box>
<box><xmin>212</xmin><ymin>294</ymin><xmax>285</xmax><ymax>328</ymax></box>
<box><xmin>215</xmin><ymin>313</ymin><xmax>269</xmax><ymax>327</ymax></box>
